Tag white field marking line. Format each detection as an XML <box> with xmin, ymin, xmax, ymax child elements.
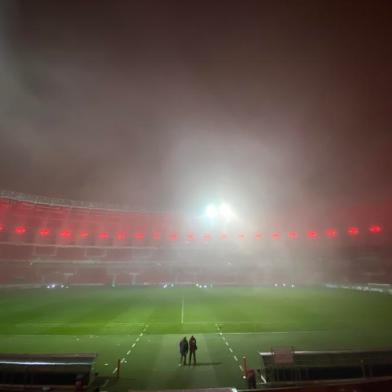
<box><xmin>215</xmin><ymin>323</ymin><xmax>243</xmax><ymax>374</ymax></box>
<box><xmin>181</xmin><ymin>296</ymin><xmax>184</xmax><ymax>324</ymax></box>
<box><xmin>223</xmin><ymin>330</ymin><xmax>323</xmax><ymax>335</ymax></box>
<box><xmin>112</xmin><ymin>324</ymin><xmax>148</xmax><ymax>375</ymax></box>
<box><xmin>102</xmin><ymin>378</ymin><xmax>110</xmax><ymax>388</ymax></box>
<box><xmin>19</xmin><ymin>322</ymin><xmax>146</xmax><ymax>326</ymax></box>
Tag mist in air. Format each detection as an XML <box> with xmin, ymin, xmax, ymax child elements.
<box><xmin>0</xmin><ymin>0</ymin><xmax>392</xmax><ymax>230</ymax></box>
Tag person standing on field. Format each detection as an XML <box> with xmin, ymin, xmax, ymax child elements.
<box><xmin>179</xmin><ymin>336</ymin><xmax>188</xmax><ymax>365</ymax></box>
<box><xmin>188</xmin><ymin>335</ymin><xmax>197</xmax><ymax>365</ymax></box>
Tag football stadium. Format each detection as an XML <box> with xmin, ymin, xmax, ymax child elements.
<box><xmin>1</xmin><ymin>191</ymin><xmax>392</xmax><ymax>391</ymax></box>
<box><xmin>2</xmin><ymin>1</ymin><xmax>392</xmax><ymax>391</ymax></box>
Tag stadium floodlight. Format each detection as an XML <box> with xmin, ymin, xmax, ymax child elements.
<box><xmin>205</xmin><ymin>204</ymin><xmax>218</xmax><ymax>219</ymax></box>
<box><xmin>219</xmin><ymin>202</ymin><xmax>234</xmax><ymax>222</ymax></box>
<box><xmin>204</xmin><ymin>202</ymin><xmax>235</xmax><ymax>222</ymax></box>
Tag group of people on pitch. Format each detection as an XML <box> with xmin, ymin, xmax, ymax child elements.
<box><xmin>179</xmin><ymin>336</ymin><xmax>197</xmax><ymax>365</ymax></box>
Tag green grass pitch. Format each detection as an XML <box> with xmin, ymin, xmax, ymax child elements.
<box><xmin>1</xmin><ymin>286</ymin><xmax>392</xmax><ymax>390</ymax></box>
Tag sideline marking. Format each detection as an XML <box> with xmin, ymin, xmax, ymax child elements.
<box><xmin>216</xmin><ymin>323</ymin><xmax>243</xmax><ymax>374</ymax></box>
<box><xmin>111</xmin><ymin>324</ymin><xmax>149</xmax><ymax>376</ymax></box>
<box><xmin>101</xmin><ymin>378</ymin><xmax>110</xmax><ymax>389</ymax></box>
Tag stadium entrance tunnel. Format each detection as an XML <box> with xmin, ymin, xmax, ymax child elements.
<box><xmin>0</xmin><ymin>353</ymin><xmax>97</xmax><ymax>388</ymax></box>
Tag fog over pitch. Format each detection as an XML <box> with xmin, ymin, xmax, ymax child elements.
<box><xmin>0</xmin><ymin>0</ymin><xmax>391</xmax><ymax>221</ymax></box>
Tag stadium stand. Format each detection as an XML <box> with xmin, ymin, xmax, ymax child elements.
<box><xmin>0</xmin><ymin>190</ymin><xmax>390</xmax><ymax>286</ymax></box>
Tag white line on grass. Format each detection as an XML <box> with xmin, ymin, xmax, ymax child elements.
<box><xmin>215</xmin><ymin>323</ymin><xmax>243</xmax><ymax>375</ymax></box>
<box><xmin>223</xmin><ymin>330</ymin><xmax>322</xmax><ymax>335</ymax></box>
<box><xmin>111</xmin><ymin>324</ymin><xmax>149</xmax><ymax>376</ymax></box>
<box><xmin>102</xmin><ymin>378</ymin><xmax>110</xmax><ymax>389</ymax></box>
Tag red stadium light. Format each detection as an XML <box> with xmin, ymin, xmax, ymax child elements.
<box><xmin>220</xmin><ymin>233</ymin><xmax>228</xmax><ymax>240</ymax></box>
<box><xmin>203</xmin><ymin>233</ymin><xmax>212</xmax><ymax>241</ymax></box>
<box><xmin>238</xmin><ymin>233</ymin><xmax>245</xmax><ymax>240</ymax></box>
<box><xmin>15</xmin><ymin>225</ymin><xmax>26</xmax><ymax>235</ymax></box>
<box><xmin>115</xmin><ymin>231</ymin><xmax>126</xmax><ymax>240</ymax></box>
<box><xmin>187</xmin><ymin>233</ymin><xmax>195</xmax><ymax>241</ymax></box>
<box><xmin>271</xmin><ymin>232</ymin><xmax>280</xmax><ymax>240</ymax></box>
<box><xmin>79</xmin><ymin>230</ymin><xmax>89</xmax><ymax>238</ymax></box>
<box><xmin>288</xmin><ymin>231</ymin><xmax>298</xmax><ymax>239</ymax></box>
<box><xmin>152</xmin><ymin>232</ymin><xmax>161</xmax><ymax>240</ymax></box>
<box><xmin>255</xmin><ymin>232</ymin><xmax>263</xmax><ymax>240</ymax></box>
<box><xmin>369</xmin><ymin>225</ymin><xmax>382</xmax><ymax>234</ymax></box>
<box><xmin>59</xmin><ymin>229</ymin><xmax>71</xmax><ymax>238</ymax></box>
<box><xmin>307</xmin><ymin>230</ymin><xmax>318</xmax><ymax>239</ymax></box>
<box><xmin>98</xmin><ymin>232</ymin><xmax>109</xmax><ymax>239</ymax></box>
<box><xmin>325</xmin><ymin>228</ymin><xmax>338</xmax><ymax>238</ymax></box>
<box><xmin>347</xmin><ymin>226</ymin><xmax>359</xmax><ymax>236</ymax></box>
<box><xmin>38</xmin><ymin>228</ymin><xmax>50</xmax><ymax>236</ymax></box>
<box><xmin>169</xmin><ymin>233</ymin><xmax>178</xmax><ymax>241</ymax></box>
<box><xmin>134</xmin><ymin>232</ymin><xmax>145</xmax><ymax>240</ymax></box>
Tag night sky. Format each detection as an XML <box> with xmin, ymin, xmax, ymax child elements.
<box><xmin>1</xmin><ymin>0</ymin><xmax>392</xmax><ymax>219</ymax></box>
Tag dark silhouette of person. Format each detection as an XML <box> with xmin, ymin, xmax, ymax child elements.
<box><xmin>179</xmin><ymin>336</ymin><xmax>188</xmax><ymax>365</ymax></box>
<box><xmin>188</xmin><ymin>335</ymin><xmax>197</xmax><ymax>365</ymax></box>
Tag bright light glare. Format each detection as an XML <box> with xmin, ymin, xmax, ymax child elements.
<box><xmin>204</xmin><ymin>202</ymin><xmax>235</xmax><ymax>222</ymax></box>
<box><xmin>219</xmin><ymin>203</ymin><xmax>234</xmax><ymax>221</ymax></box>
<box><xmin>205</xmin><ymin>204</ymin><xmax>218</xmax><ymax>219</ymax></box>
